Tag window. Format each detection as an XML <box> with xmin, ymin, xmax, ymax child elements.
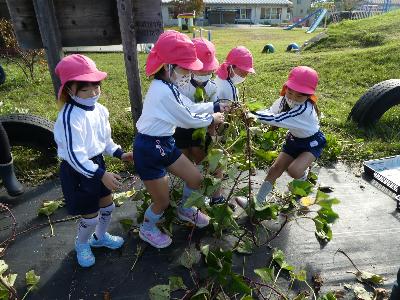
<box><xmin>236</xmin><ymin>8</ymin><xmax>252</xmax><ymax>19</ymax></box>
<box><xmin>297</xmin><ymin>0</ymin><xmax>302</xmax><ymax>4</ymax></box>
<box><xmin>261</xmin><ymin>7</ymin><xmax>270</xmax><ymax>19</ymax></box>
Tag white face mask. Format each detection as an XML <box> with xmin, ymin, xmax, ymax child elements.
<box><xmin>285</xmin><ymin>97</ymin><xmax>300</xmax><ymax>109</ymax></box>
<box><xmin>169</xmin><ymin>65</ymin><xmax>191</xmax><ymax>89</ymax></box>
<box><xmin>193</xmin><ymin>74</ymin><xmax>212</xmax><ymax>84</ymax></box>
<box><xmin>68</xmin><ymin>89</ymin><xmax>100</xmax><ymax>107</ymax></box>
<box><xmin>230</xmin><ymin>67</ymin><xmax>245</xmax><ymax>85</ymax></box>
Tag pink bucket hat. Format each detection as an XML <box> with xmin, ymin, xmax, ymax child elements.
<box><xmin>146</xmin><ymin>30</ymin><xmax>203</xmax><ymax>76</ymax></box>
<box><xmin>192</xmin><ymin>38</ymin><xmax>219</xmax><ymax>72</ymax></box>
<box><xmin>216</xmin><ymin>46</ymin><xmax>255</xmax><ymax>79</ymax></box>
<box><xmin>285</xmin><ymin>66</ymin><xmax>318</xmax><ymax>95</ymax></box>
<box><xmin>55</xmin><ymin>54</ymin><xmax>107</xmax><ymax>100</ymax></box>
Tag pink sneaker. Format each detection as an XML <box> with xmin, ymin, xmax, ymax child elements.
<box><xmin>177</xmin><ymin>207</ymin><xmax>210</xmax><ymax>228</ymax></box>
<box><xmin>139</xmin><ymin>226</ymin><xmax>172</xmax><ymax>249</ymax></box>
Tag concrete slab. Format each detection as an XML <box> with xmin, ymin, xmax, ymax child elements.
<box><xmin>0</xmin><ymin>163</ymin><xmax>398</xmax><ymax>299</ymax></box>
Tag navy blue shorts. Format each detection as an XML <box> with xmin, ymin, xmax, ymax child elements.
<box><xmin>133</xmin><ymin>133</ymin><xmax>182</xmax><ymax>181</ymax></box>
<box><xmin>173</xmin><ymin>127</ymin><xmax>212</xmax><ymax>151</ymax></box>
<box><xmin>60</xmin><ymin>154</ymin><xmax>111</xmax><ymax>216</ymax></box>
<box><xmin>282</xmin><ymin>131</ymin><xmax>326</xmax><ymax>159</ymax></box>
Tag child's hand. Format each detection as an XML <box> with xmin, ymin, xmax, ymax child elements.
<box><xmin>101</xmin><ymin>172</ymin><xmax>122</xmax><ymax>191</ymax></box>
<box><xmin>121</xmin><ymin>152</ymin><xmax>134</xmax><ymax>162</ymax></box>
<box><xmin>219</xmin><ymin>102</ymin><xmax>232</xmax><ymax>113</ymax></box>
<box><xmin>212</xmin><ymin>112</ymin><xmax>225</xmax><ymax>125</ymax></box>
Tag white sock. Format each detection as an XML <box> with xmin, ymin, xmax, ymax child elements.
<box><xmin>95</xmin><ymin>202</ymin><xmax>115</xmax><ymax>240</ymax></box>
<box><xmin>256</xmin><ymin>181</ymin><xmax>273</xmax><ymax>204</ymax></box>
<box><xmin>76</xmin><ymin>216</ymin><xmax>98</xmax><ymax>244</ymax></box>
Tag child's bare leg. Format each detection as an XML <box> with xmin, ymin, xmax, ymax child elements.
<box><xmin>181</xmin><ymin>148</ymin><xmax>193</xmax><ymax>162</ymax></box>
<box><xmin>167</xmin><ymin>154</ymin><xmax>209</xmax><ymax>227</ymax></box>
<box><xmin>257</xmin><ymin>152</ymin><xmax>294</xmax><ymax>203</ymax></box>
<box><xmin>140</xmin><ymin>176</ymin><xmax>172</xmax><ymax>248</ymax></box>
<box><xmin>287</xmin><ymin>152</ymin><xmax>315</xmax><ymax>180</ymax></box>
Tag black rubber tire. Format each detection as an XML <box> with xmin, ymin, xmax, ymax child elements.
<box><xmin>0</xmin><ymin>114</ymin><xmax>57</xmax><ymax>156</ymax></box>
<box><xmin>0</xmin><ymin>65</ymin><xmax>5</xmax><ymax>85</ymax></box>
<box><xmin>348</xmin><ymin>79</ymin><xmax>400</xmax><ymax>127</ymax></box>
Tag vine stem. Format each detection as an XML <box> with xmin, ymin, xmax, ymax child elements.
<box><xmin>243</xmin><ymin>275</ymin><xmax>287</xmax><ymax>299</ymax></box>
<box><xmin>21</xmin><ymin>285</ymin><xmax>35</xmax><ymax>300</ymax></box>
<box><xmin>0</xmin><ymin>274</ymin><xmax>18</xmax><ymax>300</ymax></box>
<box><xmin>334</xmin><ymin>248</ymin><xmax>361</xmax><ymax>273</ymax></box>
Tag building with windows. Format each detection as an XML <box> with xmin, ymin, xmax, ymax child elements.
<box><xmin>161</xmin><ymin>0</ymin><xmax>294</xmax><ymax>26</ymax></box>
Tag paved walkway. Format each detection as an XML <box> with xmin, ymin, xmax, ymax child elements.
<box><xmin>0</xmin><ymin>163</ymin><xmax>398</xmax><ymax>299</ymax></box>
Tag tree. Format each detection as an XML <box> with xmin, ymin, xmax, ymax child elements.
<box><xmin>170</xmin><ymin>0</ymin><xmax>204</xmax><ymax>17</ymax></box>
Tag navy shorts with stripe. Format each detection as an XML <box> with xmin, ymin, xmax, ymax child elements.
<box><xmin>134</xmin><ymin>133</ymin><xmax>182</xmax><ymax>181</ymax></box>
<box><xmin>282</xmin><ymin>131</ymin><xmax>326</xmax><ymax>159</ymax></box>
<box><xmin>60</xmin><ymin>154</ymin><xmax>111</xmax><ymax>216</ymax></box>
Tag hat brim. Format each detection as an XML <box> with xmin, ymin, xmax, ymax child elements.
<box><xmin>57</xmin><ymin>71</ymin><xmax>107</xmax><ymax>100</ymax></box>
<box><xmin>200</xmin><ymin>57</ymin><xmax>219</xmax><ymax>72</ymax></box>
<box><xmin>286</xmin><ymin>80</ymin><xmax>314</xmax><ymax>95</ymax></box>
<box><xmin>176</xmin><ymin>58</ymin><xmax>203</xmax><ymax>71</ymax></box>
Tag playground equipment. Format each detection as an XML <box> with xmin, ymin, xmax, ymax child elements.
<box><xmin>192</xmin><ymin>27</ymin><xmax>212</xmax><ymax>41</ymax></box>
<box><xmin>348</xmin><ymin>79</ymin><xmax>400</xmax><ymax>127</ymax></box>
<box><xmin>261</xmin><ymin>44</ymin><xmax>275</xmax><ymax>53</ymax></box>
<box><xmin>0</xmin><ymin>114</ymin><xmax>57</xmax><ymax>157</ymax></box>
<box><xmin>286</xmin><ymin>43</ymin><xmax>300</xmax><ymax>52</ymax></box>
<box><xmin>178</xmin><ymin>12</ymin><xmax>195</xmax><ymax>32</ymax></box>
<box><xmin>284</xmin><ymin>8</ymin><xmax>328</xmax><ymax>33</ymax></box>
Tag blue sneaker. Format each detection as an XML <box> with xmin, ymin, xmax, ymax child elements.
<box><xmin>75</xmin><ymin>241</ymin><xmax>95</xmax><ymax>267</ymax></box>
<box><xmin>88</xmin><ymin>232</ymin><xmax>124</xmax><ymax>250</ymax></box>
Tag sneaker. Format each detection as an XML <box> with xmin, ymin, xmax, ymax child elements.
<box><xmin>139</xmin><ymin>226</ymin><xmax>172</xmax><ymax>249</ymax></box>
<box><xmin>210</xmin><ymin>196</ymin><xmax>226</xmax><ymax>206</ymax></box>
<box><xmin>75</xmin><ymin>241</ymin><xmax>95</xmax><ymax>267</ymax></box>
<box><xmin>89</xmin><ymin>232</ymin><xmax>124</xmax><ymax>250</ymax></box>
<box><xmin>177</xmin><ymin>207</ymin><xmax>210</xmax><ymax>228</ymax></box>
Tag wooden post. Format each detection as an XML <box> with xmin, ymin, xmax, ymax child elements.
<box><xmin>32</xmin><ymin>0</ymin><xmax>63</xmax><ymax>98</ymax></box>
<box><xmin>117</xmin><ymin>0</ymin><xmax>143</xmax><ymax>132</ymax></box>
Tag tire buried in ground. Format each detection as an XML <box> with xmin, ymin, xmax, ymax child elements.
<box><xmin>348</xmin><ymin>79</ymin><xmax>400</xmax><ymax>127</ymax></box>
<box><xmin>0</xmin><ymin>114</ymin><xmax>57</xmax><ymax>157</ymax></box>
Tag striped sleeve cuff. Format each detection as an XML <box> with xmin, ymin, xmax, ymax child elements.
<box><xmin>94</xmin><ymin>167</ymin><xmax>106</xmax><ymax>180</ymax></box>
<box><xmin>113</xmin><ymin>148</ymin><xmax>124</xmax><ymax>159</ymax></box>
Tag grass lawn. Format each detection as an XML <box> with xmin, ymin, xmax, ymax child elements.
<box><xmin>1</xmin><ymin>10</ymin><xmax>400</xmax><ymax>183</ymax></box>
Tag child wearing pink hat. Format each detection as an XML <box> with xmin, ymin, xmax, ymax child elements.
<box><xmin>215</xmin><ymin>46</ymin><xmax>255</xmax><ymax>102</ymax></box>
<box><xmin>235</xmin><ymin>66</ymin><xmax>326</xmax><ymax>208</ymax></box>
<box><xmin>173</xmin><ymin>37</ymin><xmax>228</xmax><ymax>206</ymax></box>
<box><xmin>53</xmin><ymin>54</ymin><xmax>133</xmax><ymax>267</ymax></box>
<box><xmin>135</xmin><ymin>30</ymin><xmax>225</xmax><ymax>248</ymax></box>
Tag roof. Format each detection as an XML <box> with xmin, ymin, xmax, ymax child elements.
<box><xmin>162</xmin><ymin>0</ymin><xmax>292</xmax><ymax>4</ymax></box>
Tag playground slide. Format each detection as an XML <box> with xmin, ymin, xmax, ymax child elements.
<box><xmin>306</xmin><ymin>8</ymin><xmax>328</xmax><ymax>33</ymax></box>
<box><xmin>283</xmin><ymin>8</ymin><xmax>323</xmax><ymax>30</ymax></box>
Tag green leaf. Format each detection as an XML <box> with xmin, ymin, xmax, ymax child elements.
<box><xmin>254</xmin><ymin>267</ymin><xmax>275</xmax><ymax>283</ymax></box>
<box><xmin>313</xmin><ymin>217</ymin><xmax>333</xmax><ymax>241</ymax></box>
<box><xmin>132</xmin><ymin>189</ymin><xmax>146</xmax><ymax>202</ymax></box>
<box><xmin>318</xmin><ymin>291</ymin><xmax>337</xmax><ymax>300</ymax></box>
<box><xmin>317</xmin><ymin>207</ymin><xmax>339</xmax><ymax>224</ymax></box>
<box><xmin>290</xmin><ymin>270</ymin><xmax>306</xmax><ymax>282</ymax></box>
<box><xmin>190</xmin><ymin>287</ymin><xmax>210</xmax><ymax>300</ymax></box>
<box><xmin>149</xmin><ymin>284</ymin><xmax>170</xmax><ymax>300</ymax></box>
<box><xmin>169</xmin><ymin>276</ymin><xmax>186</xmax><ymax>292</ymax></box>
<box><xmin>0</xmin><ymin>261</ymin><xmax>8</xmax><ymax>275</ymax></box>
<box><xmin>179</xmin><ymin>245</ymin><xmax>201</xmax><ymax>269</ymax></box>
<box><xmin>203</xmin><ymin>176</ymin><xmax>222</xmax><ymax>197</ymax></box>
<box><xmin>356</xmin><ymin>271</ymin><xmax>384</xmax><ymax>285</ymax></box>
<box><xmin>183</xmin><ymin>191</ymin><xmax>205</xmax><ymax>209</ymax></box>
<box><xmin>235</xmin><ymin>238</ymin><xmax>253</xmax><ymax>254</ymax></box>
<box><xmin>207</xmin><ymin>148</ymin><xmax>224</xmax><ymax>173</ymax></box>
<box><xmin>119</xmin><ymin>218</ymin><xmax>134</xmax><ymax>232</ymax></box>
<box><xmin>26</xmin><ymin>270</ymin><xmax>40</xmax><ymax>288</ymax></box>
<box><xmin>288</xmin><ymin>180</ymin><xmax>313</xmax><ymax>196</ymax></box>
<box><xmin>271</xmin><ymin>249</ymin><xmax>294</xmax><ymax>271</ymax></box>
<box><xmin>254</xmin><ymin>149</ymin><xmax>278</xmax><ymax>163</ymax></box>
<box><xmin>240</xmin><ymin>296</ymin><xmax>253</xmax><ymax>300</ymax></box>
<box><xmin>192</xmin><ymin>127</ymin><xmax>206</xmax><ymax>143</ymax></box>
<box><xmin>254</xmin><ymin>202</ymin><xmax>280</xmax><ymax>220</ymax></box>
<box><xmin>230</xmin><ymin>274</ymin><xmax>251</xmax><ymax>294</ymax></box>
<box><xmin>38</xmin><ymin>200</ymin><xmax>64</xmax><ymax>216</ymax></box>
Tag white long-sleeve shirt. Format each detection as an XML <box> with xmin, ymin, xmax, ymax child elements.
<box><xmin>136</xmin><ymin>80</ymin><xmax>214</xmax><ymax>136</ymax></box>
<box><xmin>251</xmin><ymin>97</ymin><xmax>320</xmax><ymax>138</ymax></box>
<box><xmin>179</xmin><ymin>78</ymin><xmax>218</xmax><ymax>103</ymax></box>
<box><xmin>54</xmin><ymin>101</ymin><xmax>123</xmax><ymax>179</ymax></box>
<box><xmin>215</xmin><ymin>76</ymin><xmax>239</xmax><ymax>102</ymax></box>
